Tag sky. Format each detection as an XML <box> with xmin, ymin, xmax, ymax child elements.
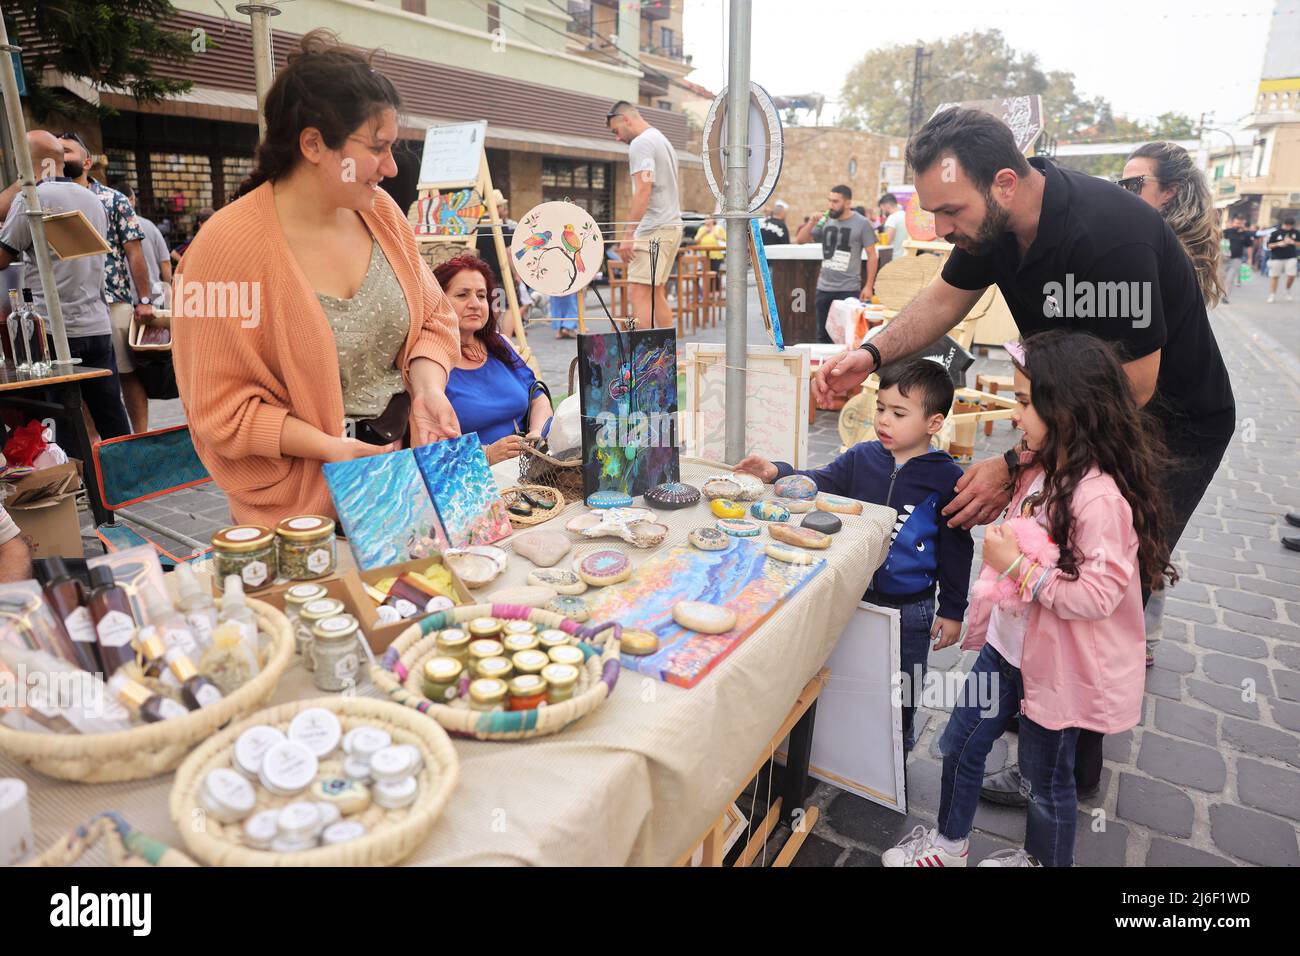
<box><xmin>682</xmin><ymin>0</ymin><xmax>1281</xmax><ymax>134</ymax></box>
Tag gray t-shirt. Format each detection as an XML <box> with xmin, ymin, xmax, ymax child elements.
<box><xmin>811</xmin><ymin>212</ymin><xmax>874</xmax><ymax>292</ymax></box>
<box><xmin>0</xmin><ymin>180</ymin><xmax>111</xmax><ymax>337</ymax></box>
<box><xmin>128</xmin><ymin>215</ymin><xmax>169</xmax><ymax>301</ymax></box>
<box><xmin>628</xmin><ymin>127</ymin><xmax>680</xmax><ymax>236</ymax></box>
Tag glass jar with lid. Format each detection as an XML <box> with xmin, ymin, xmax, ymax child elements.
<box><xmin>297</xmin><ymin>597</ymin><xmax>346</xmax><ymax>670</ymax></box>
<box><xmin>309</xmin><ymin>615</ymin><xmax>361</xmax><ymax>692</ymax></box>
<box><xmin>282</xmin><ymin>583</ymin><xmax>328</xmax><ymax>630</ymax></box>
<box><xmin>211</xmin><ymin>525</ymin><xmax>275</xmax><ymax>593</ymax></box>
<box><xmin>468</xmin><ymin>678</ymin><xmax>508</xmax><ymax>712</ymax></box>
<box><xmin>275</xmin><ymin>516</ymin><xmax>337</xmax><ymax>581</ymax></box>
<box><xmin>421</xmin><ymin>656</ymin><xmax>464</xmax><ymax>703</ymax></box>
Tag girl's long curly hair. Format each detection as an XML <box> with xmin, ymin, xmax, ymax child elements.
<box><xmin>1128</xmin><ymin>141</ymin><xmax>1226</xmax><ymax>307</ymax></box>
<box><xmin>1010</xmin><ymin>330</ymin><xmax>1177</xmax><ymax>592</ymax></box>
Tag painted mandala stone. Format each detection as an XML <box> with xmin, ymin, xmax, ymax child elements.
<box><xmin>586</xmin><ymin>490</ymin><xmax>634</xmax><ymax>509</ymax></box>
<box><xmin>644</xmin><ymin>482</ymin><xmax>701</xmax><ymax>510</ymax></box>
<box><xmin>544</xmin><ymin>594</ymin><xmax>590</xmax><ymax>622</ymax></box>
<box><xmin>816</xmin><ymin>493</ymin><xmax>864</xmax><ymax>515</ymax></box>
<box><xmin>716</xmin><ymin>518</ymin><xmax>761</xmax><ymax>537</ymax></box>
<box><xmin>688</xmin><ymin>526</ymin><xmax>731</xmax><ymax>551</ymax></box>
<box><xmin>774</xmin><ymin>474</ymin><xmax>818</xmax><ymax>501</ymax></box>
<box><xmin>575</xmin><ymin>549</ymin><xmax>633</xmax><ymax>586</ymax></box>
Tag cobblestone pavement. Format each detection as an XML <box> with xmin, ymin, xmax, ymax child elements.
<box><xmin>91</xmin><ymin>273</ymin><xmax>1299</xmax><ymax>866</ymax></box>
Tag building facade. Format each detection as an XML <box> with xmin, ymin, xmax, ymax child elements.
<box><xmin>773</xmin><ymin>127</ymin><xmax>909</xmax><ymax>228</ymax></box>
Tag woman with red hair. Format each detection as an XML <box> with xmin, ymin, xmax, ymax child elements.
<box><xmin>436</xmin><ymin>254</ymin><xmax>552</xmax><ymax>464</ymax></box>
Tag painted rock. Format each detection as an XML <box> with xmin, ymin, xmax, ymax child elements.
<box><xmin>488</xmin><ymin>585</ymin><xmax>558</xmax><ymax>607</ymax></box>
<box><xmin>672</xmin><ymin>600</ymin><xmax>737</xmax><ymax>634</ymax></box>
<box><xmin>765</xmin><ymin>544</ymin><xmax>814</xmax><ymax>565</ymax></box>
<box><xmin>575</xmin><ymin>549</ymin><xmax>633</xmax><ymax>586</ymax></box>
<box><xmin>729</xmin><ymin>472</ymin><xmax>766</xmax><ymax>501</ymax></box>
<box><xmin>587</xmin><ymin>490</ymin><xmax>633</xmax><ymax>509</ymax></box>
<box><xmin>801</xmin><ymin>511</ymin><xmax>843</xmax><ymax>535</ymax></box>
<box><xmin>513</xmin><ymin>531</ymin><xmax>572</xmax><ymax>568</ymax></box>
<box><xmin>768</xmin><ymin>523</ymin><xmax>831</xmax><ymax>550</ymax></box>
<box><xmin>688</xmin><ymin>526</ymin><xmax>731</xmax><ymax>551</ymax></box>
<box><xmin>716</xmin><ymin>518</ymin><xmax>761</xmax><ymax>537</ymax></box>
<box><xmin>701</xmin><ymin>477</ymin><xmax>742</xmax><ymax>501</ymax></box>
<box><xmin>644</xmin><ymin>482</ymin><xmax>701</xmax><ymax>510</ymax></box>
<box><xmin>620</xmin><ymin>628</ymin><xmax>660</xmax><ymax>656</ymax></box>
<box><xmin>710</xmin><ymin>498</ymin><xmax>746</xmax><ymax>519</ymax></box>
<box><xmin>526</xmin><ymin>568</ymin><xmax>588</xmax><ymax>595</ymax></box>
<box><xmin>750</xmin><ymin>501</ymin><xmax>791</xmax><ymax>522</ymax></box>
<box><xmin>774</xmin><ymin>474</ymin><xmax>818</xmax><ymax>501</ymax></box>
<box><xmin>774</xmin><ymin>496</ymin><xmax>814</xmax><ymax>514</ymax></box>
<box><xmin>816</xmin><ymin>493</ymin><xmax>864</xmax><ymax>515</ymax></box>
<box><xmin>545</xmin><ymin>594</ymin><xmax>590</xmax><ymax>623</ymax></box>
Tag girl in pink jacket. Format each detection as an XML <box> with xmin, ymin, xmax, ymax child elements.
<box><xmin>884</xmin><ymin>330</ymin><xmax>1174</xmax><ymax>868</ymax></box>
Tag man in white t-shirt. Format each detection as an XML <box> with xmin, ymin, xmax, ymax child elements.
<box><xmin>879</xmin><ymin>192</ymin><xmax>908</xmax><ymax>260</ymax></box>
<box><xmin>606</xmin><ymin>101</ymin><xmax>682</xmax><ymax>330</ymax></box>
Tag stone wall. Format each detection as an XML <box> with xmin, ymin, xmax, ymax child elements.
<box><xmin>772</xmin><ymin>127</ymin><xmax>908</xmax><ymax>229</ymax></box>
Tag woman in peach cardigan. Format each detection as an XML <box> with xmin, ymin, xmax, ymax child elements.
<box><xmin>173</xmin><ymin>31</ymin><xmax>461</xmax><ymax>526</ymax></box>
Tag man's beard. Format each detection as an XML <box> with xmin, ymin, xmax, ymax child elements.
<box><xmin>948</xmin><ymin>192</ymin><xmax>1011</xmax><ymax>256</ymax></box>
<box><xmin>63</xmin><ymin>161</ymin><xmax>84</xmax><ymax>180</ymax></box>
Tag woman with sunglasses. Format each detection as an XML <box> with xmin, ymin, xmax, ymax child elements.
<box><xmin>173</xmin><ymin>30</ymin><xmax>461</xmax><ymax>527</ymax></box>
<box><xmin>1118</xmin><ymin>143</ymin><xmax>1226</xmax><ymax>308</ymax></box>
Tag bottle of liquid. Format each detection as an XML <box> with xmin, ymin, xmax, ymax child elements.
<box><xmin>173</xmin><ymin>564</ymin><xmax>217</xmax><ymax>649</ymax></box>
<box><xmin>218</xmin><ymin>575</ymin><xmax>260</xmax><ymax>657</ymax></box>
<box><xmin>107</xmin><ymin>673</ymin><xmax>188</xmax><ymax>724</ymax></box>
<box><xmin>134</xmin><ymin>630</ymin><xmax>179</xmax><ymax>688</ymax></box>
<box><xmin>87</xmin><ymin>565</ymin><xmax>138</xmax><ymax>677</ymax></box>
<box><xmin>18</xmin><ymin>289</ymin><xmax>36</xmax><ymax>372</ymax></box>
<box><xmin>25</xmin><ymin>291</ymin><xmax>49</xmax><ymax>374</ymax></box>
<box><xmin>140</xmin><ymin>588</ymin><xmax>204</xmax><ymax>662</ymax></box>
<box><xmin>164</xmin><ymin>648</ymin><xmax>223</xmax><ymax>710</ymax></box>
<box><xmin>39</xmin><ymin>557</ymin><xmax>102</xmax><ymax>673</ymax></box>
<box><xmin>6</xmin><ymin>290</ymin><xmax>27</xmax><ymax>371</ymax></box>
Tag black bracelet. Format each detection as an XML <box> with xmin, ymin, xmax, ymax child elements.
<box><xmin>858</xmin><ymin>341</ymin><xmax>882</xmax><ymax>373</ymax></box>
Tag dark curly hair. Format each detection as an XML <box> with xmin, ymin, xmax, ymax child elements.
<box><xmin>1010</xmin><ymin>330</ymin><xmax>1177</xmax><ymax>592</ymax></box>
<box><xmin>432</xmin><ymin>253</ymin><xmax>524</xmax><ymax>370</ymax></box>
<box><xmin>236</xmin><ymin>29</ymin><xmax>400</xmax><ymax>197</ymax></box>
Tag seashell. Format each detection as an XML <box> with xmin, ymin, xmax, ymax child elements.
<box><xmin>701</xmin><ymin>477</ymin><xmax>742</xmax><ymax>501</ymax></box>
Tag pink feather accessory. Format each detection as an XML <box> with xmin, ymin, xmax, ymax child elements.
<box><xmin>971</xmin><ymin>516</ymin><xmax>1059</xmax><ymax>610</ymax></box>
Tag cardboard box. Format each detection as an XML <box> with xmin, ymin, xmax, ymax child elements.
<box><xmin>259</xmin><ymin>555</ymin><xmax>473</xmax><ymax>654</ymax></box>
<box><xmin>3</xmin><ymin>461</ymin><xmax>84</xmax><ymax>559</ymax></box>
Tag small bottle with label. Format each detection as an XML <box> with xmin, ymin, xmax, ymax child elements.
<box><xmin>18</xmin><ymin>290</ymin><xmax>36</xmax><ymax>371</ymax></box>
<box><xmin>141</xmin><ymin>588</ymin><xmax>204</xmax><ymax>661</ymax></box>
<box><xmin>107</xmin><ymin>673</ymin><xmax>188</xmax><ymax>723</ymax></box>
<box><xmin>218</xmin><ymin>575</ymin><xmax>261</xmax><ymax>656</ymax></box>
<box><xmin>135</xmin><ymin>630</ymin><xmax>180</xmax><ymax>688</ymax></box>
<box><xmin>87</xmin><ymin>565</ymin><xmax>138</xmax><ymax>677</ymax></box>
<box><xmin>6</xmin><ymin>289</ymin><xmax>25</xmax><ymax>369</ymax></box>
<box><xmin>164</xmin><ymin>648</ymin><xmax>224</xmax><ymax>710</ymax></box>
<box><xmin>173</xmin><ymin>563</ymin><xmax>218</xmax><ymax>649</ymax></box>
<box><xmin>37</xmin><ymin>557</ymin><xmax>100</xmax><ymax>672</ymax></box>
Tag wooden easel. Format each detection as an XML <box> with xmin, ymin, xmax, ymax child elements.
<box><xmin>415</xmin><ymin>146</ymin><xmax>535</xmax><ymax>373</ymax></box>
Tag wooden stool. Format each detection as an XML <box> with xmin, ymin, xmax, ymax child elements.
<box><xmin>975</xmin><ymin>374</ymin><xmax>1014</xmax><ymax>436</ymax></box>
<box><xmin>607</xmin><ymin>260</ymin><xmax>629</xmax><ymax>319</ymax></box>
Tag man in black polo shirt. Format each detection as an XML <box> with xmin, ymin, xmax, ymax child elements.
<box><xmin>813</xmin><ymin>107</ymin><xmax>1236</xmax><ymax>808</ymax></box>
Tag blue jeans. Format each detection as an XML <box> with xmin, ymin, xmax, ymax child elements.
<box><xmin>896</xmin><ymin>598</ymin><xmax>934</xmax><ymax>752</ymax></box>
<box><xmin>937</xmin><ymin>643</ymin><xmax>1081</xmax><ymax>867</ymax></box>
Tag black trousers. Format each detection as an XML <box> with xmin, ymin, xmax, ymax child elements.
<box><xmin>1073</xmin><ymin>431</ymin><xmax>1233</xmax><ymax>789</ymax></box>
<box><xmin>49</xmin><ymin>334</ymin><xmax>131</xmax><ymax>441</ymax></box>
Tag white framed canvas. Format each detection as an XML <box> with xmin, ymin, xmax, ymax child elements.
<box><xmin>683</xmin><ymin>343</ymin><xmax>809</xmax><ymax>469</ymax></box>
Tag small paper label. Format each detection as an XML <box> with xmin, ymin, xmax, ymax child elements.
<box><xmin>158</xmin><ymin>698</ymin><xmax>189</xmax><ymax>720</ymax></box>
<box><xmin>226</xmin><ymin>527</ymin><xmax>262</xmax><ymax>542</ymax></box>
<box><xmin>307</xmin><ymin>549</ymin><xmax>330</xmax><ymax>574</ymax></box>
<box><xmin>185</xmin><ymin>611</ymin><xmax>214</xmax><ymax>642</ymax></box>
<box><xmin>242</xmin><ymin>561</ymin><xmax>268</xmax><ymax>587</ymax></box>
<box><xmin>63</xmin><ymin>606</ymin><xmax>97</xmax><ymax>644</ymax></box>
<box><xmin>394</xmin><ymin>599</ymin><xmax>418</xmax><ymax>618</ymax></box>
<box><xmin>194</xmin><ymin>683</ymin><xmax>222</xmax><ymax>708</ymax></box>
<box><xmin>287</xmin><ymin>518</ymin><xmax>321</xmax><ymax>531</ymax></box>
<box><xmin>163</xmin><ymin>625</ymin><xmax>201</xmax><ymax>659</ymax></box>
<box><xmin>334</xmin><ymin>654</ymin><xmax>358</xmax><ymax>680</ymax></box>
<box><xmin>95</xmin><ymin>610</ymin><xmax>135</xmax><ymax>647</ymax></box>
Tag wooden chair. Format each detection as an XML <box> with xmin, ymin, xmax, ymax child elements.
<box><xmin>606</xmin><ymin>259</ymin><xmax>629</xmax><ymax>319</ymax></box>
<box><xmin>675</xmin><ymin>251</ymin><xmax>710</xmax><ymax>334</ymax></box>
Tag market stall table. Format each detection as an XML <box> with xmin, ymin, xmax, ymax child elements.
<box><xmin>5</xmin><ymin>459</ymin><xmax>895</xmax><ymax>866</ymax></box>
<box><xmin>0</xmin><ymin>364</ymin><xmax>113</xmax><ymax>525</ymax></box>
<box><xmin>762</xmin><ymin>244</ymin><xmax>893</xmax><ymax>345</ymax></box>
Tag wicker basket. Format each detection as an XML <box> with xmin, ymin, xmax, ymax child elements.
<box><xmin>500</xmin><ymin>484</ymin><xmax>566</xmax><ymax>528</ymax></box>
<box><xmin>371</xmin><ymin>604</ymin><xmax>622</xmax><ymax>741</ymax></box>
<box><xmin>518</xmin><ymin>438</ymin><xmax>585</xmax><ymax>501</ymax></box>
<box><xmin>0</xmin><ymin>598</ymin><xmax>295</xmax><ymax>783</ymax></box>
<box><xmin>26</xmin><ymin>811</ymin><xmax>197</xmax><ymax>867</ymax></box>
<box><xmin>169</xmin><ymin>696</ymin><xmax>458</xmax><ymax>866</ymax></box>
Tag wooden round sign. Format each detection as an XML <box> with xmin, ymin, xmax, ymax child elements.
<box><xmin>510</xmin><ymin>201</ymin><xmax>605</xmax><ymax>296</ymax></box>
<box><xmin>701</xmin><ymin>81</ymin><xmax>783</xmax><ymax>213</ymax></box>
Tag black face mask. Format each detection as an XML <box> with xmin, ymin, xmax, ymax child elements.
<box><xmin>63</xmin><ymin>160</ymin><xmax>84</xmax><ymax>180</ymax></box>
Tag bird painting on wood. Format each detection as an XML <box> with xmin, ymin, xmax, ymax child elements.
<box><xmin>514</xmin><ymin>230</ymin><xmax>551</xmax><ymax>260</ymax></box>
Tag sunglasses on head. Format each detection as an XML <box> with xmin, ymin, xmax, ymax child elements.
<box><xmin>1116</xmin><ymin>175</ymin><xmax>1153</xmax><ymax>195</ymax></box>
<box><xmin>58</xmin><ymin>131</ymin><xmax>90</xmax><ymax>152</ymax></box>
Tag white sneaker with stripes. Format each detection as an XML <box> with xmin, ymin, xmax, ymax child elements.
<box><xmin>978</xmin><ymin>848</ymin><xmax>1042</xmax><ymax>867</ymax></box>
<box><xmin>881</xmin><ymin>825</ymin><xmax>969</xmax><ymax>867</ymax></box>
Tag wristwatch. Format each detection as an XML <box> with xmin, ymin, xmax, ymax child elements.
<box><xmin>138</xmin><ymin>296</ymin><xmax>152</xmax><ymax>307</ymax></box>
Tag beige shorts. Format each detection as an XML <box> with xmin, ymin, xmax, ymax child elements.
<box><xmin>627</xmin><ymin>225</ymin><xmax>684</xmax><ymax>286</ymax></box>
<box><xmin>108</xmin><ymin>300</ymin><xmax>135</xmax><ymax>373</ymax></box>
<box><xmin>1268</xmin><ymin>257</ymin><xmax>1297</xmax><ymax>278</ymax></box>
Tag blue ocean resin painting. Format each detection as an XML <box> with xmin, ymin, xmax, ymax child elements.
<box><xmin>324</xmin><ymin>450</ymin><xmax>449</xmax><ymax>570</ymax></box>
<box><xmin>413</xmin><ymin>434</ymin><xmax>512</xmax><ymax>548</ymax></box>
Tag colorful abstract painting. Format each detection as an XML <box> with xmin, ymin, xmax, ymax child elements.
<box><xmin>413</xmin><ymin>434</ymin><xmax>512</xmax><ymax>548</ymax></box>
<box><xmin>324</xmin><ymin>450</ymin><xmax>449</xmax><ymax>571</ymax></box>
<box><xmin>414</xmin><ymin>188</ymin><xmax>485</xmax><ymax>237</ymax></box>
<box><xmin>510</xmin><ymin>201</ymin><xmax>604</xmax><ymax>295</ymax></box>
<box><xmin>577</xmin><ymin>327</ymin><xmax>679</xmax><ymax>498</ymax></box>
<box><xmin>584</xmin><ymin>540</ymin><xmax>825</xmax><ymax>688</ymax></box>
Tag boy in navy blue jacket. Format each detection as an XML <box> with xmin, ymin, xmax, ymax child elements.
<box><xmin>738</xmin><ymin>359</ymin><xmax>974</xmax><ymax>751</ymax></box>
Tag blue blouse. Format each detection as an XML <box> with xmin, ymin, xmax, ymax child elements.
<box><xmin>446</xmin><ymin>339</ymin><xmax>539</xmax><ymax>446</ymax></box>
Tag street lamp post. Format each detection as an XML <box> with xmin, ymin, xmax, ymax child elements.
<box><xmin>236</xmin><ymin>2</ymin><xmax>281</xmax><ymax>140</ymax></box>
<box><xmin>722</xmin><ymin>0</ymin><xmax>752</xmax><ymax>464</ymax></box>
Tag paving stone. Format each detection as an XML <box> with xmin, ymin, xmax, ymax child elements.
<box><xmin>1168</xmin><ymin>581</ymin><xmax>1213</xmax><ymax>604</ymax></box>
<box><xmin>1214</xmin><ymin>589</ymin><xmax>1278</xmax><ymax>619</ymax></box>
<box><xmin>1236</xmin><ymin>758</ymin><xmax>1300</xmax><ymax>822</ymax></box>
<box><xmin>842</xmin><ymin>848</ymin><xmax>879</xmax><ymax>867</ymax></box>
<box><xmin>1162</xmin><ymin>598</ymin><xmax>1218</xmax><ymax>624</ymax></box>
<box><xmin>904</xmin><ymin>755</ymin><xmax>942</xmax><ymax>812</ymax></box>
<box><xmin>1193</xmin><ymin>624</ymin><xmax>1268</xmax><ymax>658</ymax></box>
<box><xmin>1115</xmin><ymin>773</ymin><xmax>1195</xmax><ymax>838</ymax></box>
<box><xmin>967</xmin><ymin>831</ymin><xmax>1017</xmax><ymax>864</ymax></box>
<box><xmin>1146</xmin><ymin>838</ymin><xmax>1235</xmax><ymax>867</ymax></box>
<box><xmin>1241</xmin><ymin>577</ymin><xmax>1300</xmax><ymax>602</ymax></box>
<box><xmin>1144</xmin><ymin>666</ymin><xmax>1183</xmax><ymax>701</ymax></box>
<box><xmin>1151</xmin><ymin>642</ymin><xmax>1195</xmax><ymax>674</ymax></box>
<box><xmin>1269</xmin><ymin>698</ymin><xmax>1300</xmax><ymax>734</ymax></box>
<box><xmin>1183</xmin><ymin>551</ymin><xmax>1263</xmax><ymax>575</ymax></box>
<box><xmin>1102</xmin><ymin>730</ymin><xmax>1133</xmax><ymax>763</ymax></box>
<box><xmin>789</xmin><ymin>832</ymin><xmax>847</xmax><ymax>867</ymax></box>
<box><xmin>1222</xmin><ymin>611</ymin><xmax>1300</xmax><ymax>642</ymax></box>
<box><xmin>1209</xmin><ymin>804</ymin><xmax>1300</xmax><ymax>867</ymax></box>
<box><xmin>1275</xmin><ymin>669</ymin><xmax>1300</xmax><ymax>703</ymax></box>
<box><xmin>1264</xmin><ymin>565</ymin><xmax>1300</xmax><ymax>586</ymax></box>
<box><xmin>1221</xmin><ymin>717</ymin><xmax>1300</xmax><ymax>767</ymax></box>
<box><xmin>826</xmin><ymin>790</ymin><xmax>923</xmax><ymax>849</ymax></box>
<box><xmin>1135</xmin><ymin>734</ymin><xmax>1227</xmax><ymax>792</ymax></box>
<box><xmin>1200</xmin><ymin>653</ymin><xmax>1275</xmax><ymax>697</ymax></box>
<box><xmin>1074</xmin><ymin>811</ymin><xmax>1128</xmax><ymax>867</ymax></box>
<box><xmin>1184</xmin><ymin>565</ymin><xmax>1237</xmax><ymax>588</ymax></box>
<box><xmin>1153</xmin><ymin>699</ymin><xmax>1217</xmax><ymax>744</ymax></box>
<box><xmin>1161</xmin><ymin>617</ymin><xmax>1189</xmax><ymax>642</ymax></box>
<box><xmin>972</xmin><ymin>799</ymin><xmax>1027</xmax><ymax>845</ymax></box>
<box><xmin>1275</xmin><ymin>644</ymin><xmax>1300</xmax><ymax>671</ymax></box>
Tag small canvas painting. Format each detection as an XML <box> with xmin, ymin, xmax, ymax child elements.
<box><xmin>510</xmin><ymin>201</ymin><xmax>604</xmax><ymax>295</ymax></box>
<box><xmin>324</xmin><ymin>450</ymin><xmax>449</xmax><ymax>570</ymax></box>
<box><xmin>414</xmin><ymin>188</ymin><xmax>485</xmax><ymax>236</ymax></box>
<box><xmin>413</xmin><ymin>434</ymin><xmax>512</xmax><ymax>548</ymax></box>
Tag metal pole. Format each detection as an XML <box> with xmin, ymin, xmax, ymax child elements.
<box><xmin>237</xmin><ymin>3</ymin><xmax>281</xmax><ymax>141</ymax></box>
<box><xmin>0</xmin><ymin>22</ymin><xmax>71</xmax><ymax>364</ymax></box>
<box><xmin>722</xmin><ymin>0</ymin><xmax>751</xmax><ymax>465</ymax></box>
